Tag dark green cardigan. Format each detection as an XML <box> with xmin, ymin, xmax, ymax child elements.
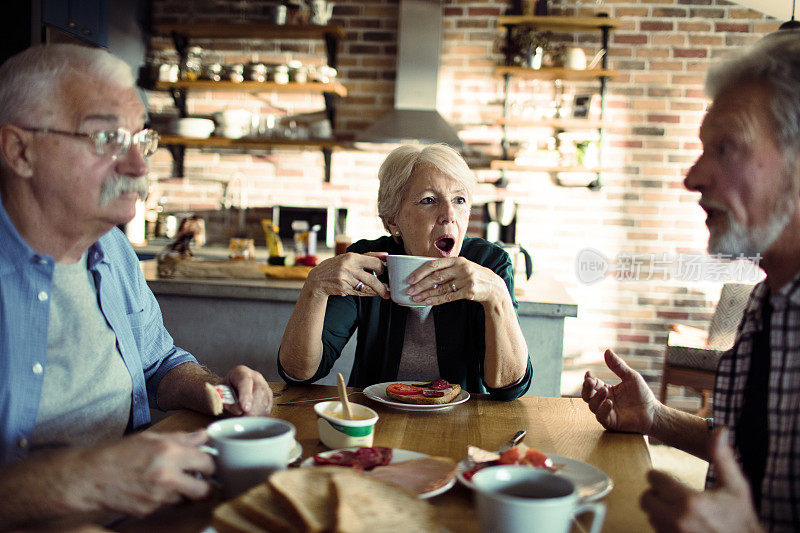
<box><xmin>278</xmin><ymin>236</ymin><xmax>532</xmax><ymax>401</ymax></box>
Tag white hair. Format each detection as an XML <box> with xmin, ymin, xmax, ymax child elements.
<box><xmin>0</xmin><ymin>44</ymin><xmax>135</xmax><ymax>126</ymax></box>
<box><xmin>377</xmin><ymin>144</ymin><xmax>476</xmax><ymax>235</ymax></box>
<box><xmin>706</xmin><ymin>30</ymin><xmax>800</xmax><ymax>154</ymax></box>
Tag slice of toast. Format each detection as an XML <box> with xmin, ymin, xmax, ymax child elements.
<box><xmin>330</xmin><ymin>468</ymin><xmax>438</xmax><ymax>533</ymax></box>
<box><xmin>268</xmin><ymin>467</ymin><xmax>340</xmax><ymax>533</ymax></box>
<box><xmin>212</xmin><ymin>500</ymin><xmax>270</xmax><ymax>533</ymax></box>
<box><xmin>386</xmin><ymin>383</ymin><xmax>461</xmax><ymax>405</ymax></box>
<box><xmin>236</xmin><ymin>483</ymin><xmax>302</xmax><ymax>533</ymax></box>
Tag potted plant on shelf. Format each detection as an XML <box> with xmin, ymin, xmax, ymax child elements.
<box><xmin>504</xmin><ymin>28</ymin><xmax>558</xmax><ymax>69</ymax></box>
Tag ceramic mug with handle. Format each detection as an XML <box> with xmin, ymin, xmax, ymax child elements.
<box><xmin>472</xmin><ymin>465</ymin><xmax>606</xmax><ymax>533</ymax></box>
<box><xmin>204</xmin><ymin>417</ymin><xmax>296</xmax><ymax>497</ymax></box>
<box><xmin>385</xmin><ymin>255</ymin><xmax>436</xmax><ymax>307</ymax></box>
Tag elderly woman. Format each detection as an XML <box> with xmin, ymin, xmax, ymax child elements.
<box><xmin>278</xmin><ymin>144</ymin><xmax>531</xmax><ymax>400</ymax></box>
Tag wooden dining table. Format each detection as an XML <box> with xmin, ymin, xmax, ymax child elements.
<box><xmin>110</xmin><ymin>382</ymin><xmax>653</xmax><ymax>532</ymax></box>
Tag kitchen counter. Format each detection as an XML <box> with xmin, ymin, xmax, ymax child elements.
<box><xmin>140</xmin><ymin>259</ymin><xmax>576</xmax><ymax>396</ymax></box>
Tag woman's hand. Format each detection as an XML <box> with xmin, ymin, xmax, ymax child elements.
<box><xmin>405</xmin><ymin>257</ymin><xmax>508</xmax><ymax>307</ymax></box>
<box><xmin>304</xmin><ymin>252</ymin><xmax>389</xmax><ymax>299</ymax></box>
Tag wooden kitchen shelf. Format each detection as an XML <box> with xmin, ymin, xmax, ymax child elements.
<box><xmin>158</xmin><ymin>134</ymin><xmax>346</xmax><ymax>150</ymax></box>
<box><xmin>495</xmin><ymin>117</ymin><xmax>603</xmax><ymax>129</ymax></box>
<box><xmin>497</xmin><ymin>15</ymin><xmax>621</xmax><ymax>31</ymax></box>
<box><xmin>148</xmin><ymin>19</ymin><xmax>347</xmax><ymax>183</ymax></box>
<box><xmin>154</xmin><ymin>80</ymin><xmax>347</xmax><ymax>97</ymax></box>
<box><xmin>495</xmin><ymin>66</ymin><xmax>617</xmax><ymax>81</ymax></box>
<box><xmin>490</xmin><ymin>160</ymin><xmax>605</xmax><ymax>173</ymax></box>
<box><xmin>494</xmin><ymin>14</ymin><xmax>616</xmax><ymax>189</ymax></box>
<box><xmin>154</xmin><ymin>22</ymin><xmax>346</xmax><ymax>40</ymax></box>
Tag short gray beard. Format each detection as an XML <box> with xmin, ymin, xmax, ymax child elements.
<box><xmin>708</xmin><ymin>194</ymin><xmax>793</xmax><ymax>257</ymax></box>
<box><xmin>98</xmin><ymin>173</ymin><xmax>150</xmax><ymax>207</ymax></box>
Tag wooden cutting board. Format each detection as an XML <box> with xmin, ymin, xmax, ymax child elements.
<box><xmin>157</xmin><ymin>257</ymin><xmax>312</xmax><ymax>280</ymax></box>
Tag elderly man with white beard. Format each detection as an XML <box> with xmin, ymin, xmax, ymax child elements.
<box><xmin>581</xmin><ymin>31</ymin><xmax>800</xmax><ymax>533</ymax></box>
<box><xmin>0</xmin><ymin>44</ymin><xmax>274</xmax><ymax>528</ymax></box>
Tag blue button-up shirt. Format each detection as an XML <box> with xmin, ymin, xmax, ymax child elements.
<box><xmin>0</xmin><ymin>202</ymin><xmax>197</xmax><ymax>464</ymax></box>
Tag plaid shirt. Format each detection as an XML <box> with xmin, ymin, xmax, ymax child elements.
<box><xmin>710</xmin><ymin>276</ymin><xmax>800</xmax><ymax>531</ymax></box>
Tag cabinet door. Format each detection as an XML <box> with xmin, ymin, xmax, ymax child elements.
<box><xmin>42</xmin><ymin>0</ymin><xmax>108</xmax><ymax>47</ymax></box>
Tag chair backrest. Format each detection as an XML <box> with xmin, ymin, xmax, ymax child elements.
<box><xmin>707</xmin><ymin>283</ymin><xmax>755</xmax><ymax>349</ymax></box>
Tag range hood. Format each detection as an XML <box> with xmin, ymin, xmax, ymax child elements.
<box><xmin>355</xmin><ymin>0</ymin><xmax>462</xmax><ymax>147</ymax></box>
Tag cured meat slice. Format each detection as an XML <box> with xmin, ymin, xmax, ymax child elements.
<box><xmin>428</xmin><ymin>379</ymin><xmax>452</xmax><ymax>390</ymax></box>
<box><xmin>314</xmin><ymin>450</ymin><xmax>357</xmax><ymax>467</ymax></box>
<box><xmin>312</xmin><ymin>446</ymin><xmax>393</xmax><ymax>471</ymax></box>
<box><xmin>353</xmin><ymin>446</ymin><xmax>393</xmax><ymax>470</ymax></box>
<box><xmin>367</xmin><ymin>457</ymin><xmax>458</xmax><ymax>494</ymax></box>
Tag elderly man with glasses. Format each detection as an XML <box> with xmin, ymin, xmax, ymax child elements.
<box><xmin>0</xmin><ymin>44</ymin><xmax>273</xmax><ymax>528</ymax></box>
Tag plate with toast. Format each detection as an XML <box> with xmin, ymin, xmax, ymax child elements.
<box><xmin>301</xmin><ymin>447</ymin><xmax>458</xmax><ymax>499</ymax></box>
<box><xmin>363</xmin><ymin>380</ymin><xmax>470</xmax><ymax>411</ymax></box>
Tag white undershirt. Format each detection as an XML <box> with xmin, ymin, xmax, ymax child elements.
<box><xmin>31</xmin><ymin>252</ymin><xmax>132</xmax><ymax>453</ymax></box>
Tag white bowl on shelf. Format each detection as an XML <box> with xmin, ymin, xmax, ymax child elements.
<box><xmin>218</xmin><ymin>125</ymin><xmax>251</xmax><ymax>139</ymax></box>
<box><xmin>213</xmin><ymin>109</ymin><xmax>253</xmax><ymax>127</ymax></box>
<box><xmin>174</xmin><ymin>118</ymin><xmax>215</xmax><ymax>138</ymax></box>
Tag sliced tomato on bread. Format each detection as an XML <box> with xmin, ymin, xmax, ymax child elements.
<box><xmin>386</xmin><ymin>383</ymin><xmax>424</xmax><ymax>396</ymax></box>
<box><xmin>386</xmin><ymin>380</ymin><xmax>461</xmax><ymax>405</ymax></box>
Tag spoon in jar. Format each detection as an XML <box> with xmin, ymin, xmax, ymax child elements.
<box><xmin>337</xmin><ymin>372</ymin><xmax>354</xmax><ymax>420</ymax></box>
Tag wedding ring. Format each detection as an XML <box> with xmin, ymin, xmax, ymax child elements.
<box><xmin>354</xmin><ymin>281</ymin><xmax>365</xmax><ymax>292</ymax></box>
<box><xmin>450</xmin><ymin>282</ymin><xmax>457</xmax><ymax>293</ymax></box>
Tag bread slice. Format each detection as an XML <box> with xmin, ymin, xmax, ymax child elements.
<box><xmin>268</xmin><ymin>467</ymin><xmax>339</xmax><ymax>532</ymax></box>
<box><xmin>236</xmin><ymin>483</ymin><xmax>302</xmax><ymax>533</ymax></box>
<box><xmin>330</xmin><ymin>468</ymin><xmax>438</xmax><ymax>533</ymax></box>
<box><xmin>386</xmin><ymin>383</ymin><xmax>461</xmax><ymax>405</ymax></box>
<box><xmin>212</xmin><ymin>500</ymin><xmax>269</xmax><ymax>533</ymax></box>
<box><xmin>366</xmin><ymin>456</ymin><xmax>458</xmax><ymax>495</ymax></box>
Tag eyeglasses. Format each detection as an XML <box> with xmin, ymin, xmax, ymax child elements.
<box><xmin>18</xmin><ymin>126</ymin><xmax>160</xmax><ymax>160</ymax></box>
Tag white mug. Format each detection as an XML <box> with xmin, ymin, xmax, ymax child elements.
<box><xmin>204</xmin><ymin>417</ymin><xmax>296</xmax><ymax>497</ymax></box>
<box><xmin>386</xmin><ymin>255</ymin><xmax>436</xmax><ymax>307</ymax></box>
<box><xmin>472</xmin><ymin>466</ymin><xmax>606</xmax><ymax>533</ymax></box>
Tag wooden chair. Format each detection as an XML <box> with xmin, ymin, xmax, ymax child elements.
<box><xmin>659</xmin><ymin>283</ymin><xmax>754</xmax><ymax>417</ymax></box>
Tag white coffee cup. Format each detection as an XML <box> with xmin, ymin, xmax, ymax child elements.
<box><xmin>386</xmin><ymin>254</ymin><xmax>436</xmax><ymax>307</ymax></box>
<box><xmin>472</xmin><ymin>466</ymin><xmax>606</xmax><ymax>533</ymax></box>
<box><xmin>205</xmin><ymin>417</ymin><xmax>296</xmax><ymax>497</ymax></box>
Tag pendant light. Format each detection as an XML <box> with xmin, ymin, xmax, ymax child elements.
<box><xmin>779</xmin><ymin>0</ymin><xmax>800</xmax><ymax>30</ymax></box>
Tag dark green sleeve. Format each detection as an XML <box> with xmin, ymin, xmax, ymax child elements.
<box><xmin>484</xmin><ymin>358</ymin><xmax>533</xmax><ymax>401</ymax></box>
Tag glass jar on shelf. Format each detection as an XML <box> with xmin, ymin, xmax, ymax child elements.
<box><xmin>223</xmin><ymin>63</ymin><xmax>244</xmax><ymax>83</ymax></box>
<box><xmin>181</xmin><ymin>46</ymin><xmax>204</xmax><ymax>81</ymax></box>
<box><xmin>200</xmin><ymin>62</ymin><xmax>222</xmax><ymax>81</ymax></box>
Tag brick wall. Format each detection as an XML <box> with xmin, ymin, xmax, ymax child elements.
<box><xmin>147</xmin><ymin>0</ymin><xmax>779</xmax><ymax>406</ymax></box>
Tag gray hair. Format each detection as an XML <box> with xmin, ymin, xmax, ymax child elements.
<box><xmin>377</xmin><ymin>144</ymin><xmax>476</xmax><ymax>234</ymax></box>
<box><xmin>706</xmin><ymin>30</ymin><xmax>800</xmax><ymax>154</ymax></box>
<box><xmin>0</xmin><ymin>44</ymin><xmax>135</xmax><ymax>127</ymax></box>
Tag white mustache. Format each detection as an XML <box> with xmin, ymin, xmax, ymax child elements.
<box><xmin>99</xmin><ymin>174</ymin><xmax>149</xmax><ymax>206</ymax></box>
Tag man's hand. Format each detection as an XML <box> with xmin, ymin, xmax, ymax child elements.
<box><xmin>640</xmin><ymin>428</ymin><xmax>763</xmax><ymax>533</ymax></box>
<box><xmin>220</xmin><ymin>365</ymin><xmax>273</xmax><ymax>416</ymax></box>
<box><xmin>77</xmin><ymin>431</ymin><xmax>214</xmax><ymax>517</ymax></box>
<box><xmin>581</xmin><ymin>349</ymin><xmax>658</xmax><ymax>434</ymax></box>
